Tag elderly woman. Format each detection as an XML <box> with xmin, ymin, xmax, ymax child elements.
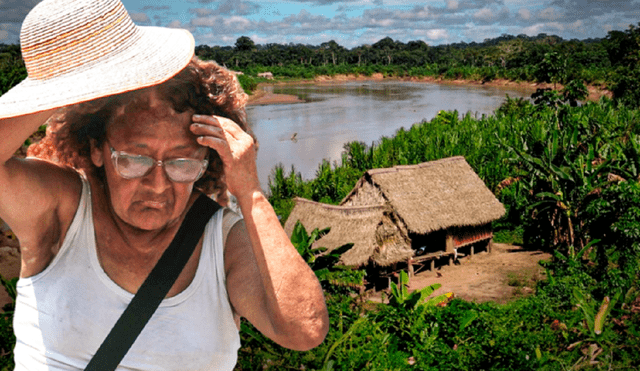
<box><xmin>0</xmin><ymin>0</ymin><xmax>328</xmax><ymax>369</ymax></box>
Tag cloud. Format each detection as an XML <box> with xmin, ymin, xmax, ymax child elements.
<box><xmin>0</xmin><ymin>0</ymin><xmax>41</xmax><ymax>23</ymax></box>
<box><xmin>0</xmin><ymin>0</ymin><xmax>40</xmax><ymax>43</ymax></box>
<box><xmin>192</xmin><ymin>15</ymin><xmax>221</xmax><ymax>28</ymax></box>
<box><xmin>473</xmin><ymin>8</ymin><xmax>495</xmax><ymax>21</ymax></box>
<box><xmin>538</xmin><ymin>7</ymin><xmax>563</xmax><ymax>21</ymax></box>
<box><xmin>397</xmin><ymin>6</ymin><xmax>431</xmax><ymax>20</ymax></box>
<box><xmin>426</xmin><ymin>28</ymin><xmax>449</xmax><ymax>40</ymax></box>
<box><xmin>190</xmin><ymin>8</ymin><xmax>214</xmax><ymax>17</ymax></box>
<box><xmin>129</xmin><ymin>12</ymin><xmax>150</xmax><ymax>24</ymax></box>
<box><xmin>3</xmin><ymin>0</ymin><xmax>635</xmax><ymax>47</ymax></box>
<box><xmin>520</xmin><ymin>22</ymin><xmax>550</xmax><ymax>36</ymax></box>
<box><xmin>217</xmin><ymin>0</ymin><xmax>260</xmax><ymax>16</ymax></box>
<box><xmin>518</xmin><ymin>8</ymin><xmax>530</xmax><ymax>20</ymax></box>
<box><xmin>286</xmin><ymin>0</ymin><xmax>364</xmax><ymax>4</ymax></box>
<box><xmin>280</xmin><ymin>9</ymin><xmax>334</xmax><ymax>29</ymax></box>
<box><xmin>473</xmin><ymin>6</ymin><xmax>510</xmax><ymax>23</ymax></box>
<box><xmin>141</xmin><ymin>5</ymin><xmax>171</xmax><ymax>11</ymax></box>
<box><xmin>223</xmin><ymin>16</ymin><xmax>252</xmax><ymax>29</ymax></box>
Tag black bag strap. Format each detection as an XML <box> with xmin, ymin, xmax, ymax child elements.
<box><xmin>85</xmin><ymin>194</ymin><xmax>220</xmax><ymax>371</ymax></box>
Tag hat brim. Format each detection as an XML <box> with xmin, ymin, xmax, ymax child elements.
<box><xmin>0</xmin><ymin>26</ymin><xmax>195</xmax><ymax>119</ymax></box>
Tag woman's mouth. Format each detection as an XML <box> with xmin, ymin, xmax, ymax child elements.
<box><xmin>139</xmin><ymin>200</ymin><xmax>167</xmax><ymax>209</ymax></box>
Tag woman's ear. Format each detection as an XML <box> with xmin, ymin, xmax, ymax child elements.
<box><xmin>90</xmin><ymin>138</ymin><xmax>104</xmax><ymax>167</ymax></box>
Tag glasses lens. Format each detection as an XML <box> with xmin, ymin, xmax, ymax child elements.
<box><xmin>115</xmin><ymin>153</ymin><xmax>154</xmax><ymax>178</ymax></box>
<box><xmin>165</xmin><ymin>159</ymin><xmax>207</xmax><ymax>182</ymax></box>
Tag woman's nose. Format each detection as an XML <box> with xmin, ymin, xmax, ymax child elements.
<box><xmin>144</xmin><ymin>162</ymin><xmax>171</xmax><ymax>191</ymax></box>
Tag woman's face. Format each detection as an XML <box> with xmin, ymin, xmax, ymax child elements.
<box><xmin>91</xmin><ymin>93</ymin><xmax>206</xmax><ymax>231</ymax></box>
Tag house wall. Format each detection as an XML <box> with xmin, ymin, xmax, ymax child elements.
<box><xmin>373</xmin><ymin>212</ymin><xmax>413</xmax><ymax>266</ymax></box>
<box><xmin>342</xmin><ymin>180</ymin><xmax>385</xmax><ymax>207</ymax></box>
<box><xmin>451</xmin><ymin>223</ymin><xmax>493</xmax><ymax>248</ymax></box>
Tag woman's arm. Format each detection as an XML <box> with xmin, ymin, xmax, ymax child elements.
<box><xmin>0</xmin><ymin>110</ymin><xmax>55</xmax><ymax>163</ymax></box>
<box><xmin>191</xmin><ymin>115</ymin><xmax>329</xmax><ymax>351</ymax></box>
<box><xmin>0</xmin><ymin>110</ymin><xmax>82</xmax><ymax>277</ymax></box>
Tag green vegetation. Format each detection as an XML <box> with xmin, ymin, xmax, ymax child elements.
<box><xmin>253</xmin><ymin>27</ymin><xmax>640</xmax><ymax>367</ymax></box>
<box><xmin>2</xmin><ymin>22</ymin><xmax>640</xmax><ymax>371</ymax></box>
<box><xmin>0</xmin><ymin>44</ymin><xmax>26</xmax><ymax>97</ymax></box>
<box><xmin>0</xmin><ymin>276</ymin><xmax>16</xmax><ymax>371</ymax></box>
<box><xmin>240</xmin><ymin>89</ymin><xmax>640</xmax><ymax>369</ymax></box>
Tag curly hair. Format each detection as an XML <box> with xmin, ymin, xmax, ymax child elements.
<box><xmin>27</xmin><ymin>57</ymin><xmax>253</xmax><ymax>196</ymax></box>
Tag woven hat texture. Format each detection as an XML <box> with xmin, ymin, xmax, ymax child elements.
<box><xmin>0</xmin><ymin>0</ymin><xmax>195</xmax><ymax>119</ymax></box>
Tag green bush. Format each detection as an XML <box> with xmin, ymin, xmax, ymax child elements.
<box><xmin>236</xmin><ymin>74</ymin><xmax>258</xmax><ymax>94</ymax></box>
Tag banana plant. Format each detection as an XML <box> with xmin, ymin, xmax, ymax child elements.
<box><xmin>290</xmin><ymin>221</ymin><xmax>365</xmax><ymax>293</ymax></box>
<box><xmin>388</xmin><ymin>270</ymin><xmax>452</xmax><ymax>310</ymax></box>
<box><xmin>498</xmin><ymin>119</ymin><xmax>612</xmax><ymax>251</ymax></box>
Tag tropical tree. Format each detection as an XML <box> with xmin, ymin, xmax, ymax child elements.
<box><xmin>235</xmin><ymin>36</ymin><xmax>256</xmax><ymax>52</ymax></box>
<box><xmin>499</xmin><ymin>103</ymin><xmax>613</xmax><ymax>251</ymax></box>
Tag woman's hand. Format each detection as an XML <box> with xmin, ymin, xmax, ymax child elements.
<box><xmin>190</xmin><ymin>114</ymin><xmax>261</xmax><ymax>198</ymax></box>
<box><xmin>192</xmin><ymin>114</ymin><xmax>329</xmax><ymax>350</ymax></box>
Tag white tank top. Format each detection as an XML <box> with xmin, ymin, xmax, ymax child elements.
<box><xmin>13</xmin><ymin>176</ymin><xmax>241</xmax><ymax>370</ymax></box>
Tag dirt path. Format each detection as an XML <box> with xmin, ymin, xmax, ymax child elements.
<box><xmin>0</xmin><ymin>242</ymin><xmax>551</xmax><ymax>309</ymax></box>
<box><xmin>400</xmin><ymin>243</ymin><xmax>551</xmax><ymax>304</ymax></box>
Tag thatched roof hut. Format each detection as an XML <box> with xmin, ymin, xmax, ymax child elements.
<box><xmin>284</xmin><ymin>199</ymin><xmax>413</xmax><ymax>266</ymax></box>
<box><xmin>340</xmin><ymin>156</ymin><xmax>505</xmax><ymax>234</ymax></box>
<box><xmin>284</xmin><ymin>156</ymin><xmax>505</xmax><ymax>267</ymax></box>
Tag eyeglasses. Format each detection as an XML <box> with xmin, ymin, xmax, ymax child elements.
<box><xmin>108</xmin><ymin>141</ymin><xmax>208</xmax><ymax>183</ymax></box>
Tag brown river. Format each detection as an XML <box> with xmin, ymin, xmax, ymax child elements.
<box><xmin>246</xmin><ymin>81</ymin><xmax>530</xmax><ymax>191</ymax></box>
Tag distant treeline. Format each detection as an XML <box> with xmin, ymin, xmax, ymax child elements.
<box><xmin>2</xmin><ymin>22</ymin><xmax>639</xmax><ymax>103</ymax></box>
<box><xmin>197</xmin><ymin>32</ymin><xmax>609</xmax><ymax>71</ymax></box>
<box><xmin>194</xmin><ymin>24</ymin><xmax>637</xmax><ymax>79</ymax></box>
<box><xmin>194</xmin><ymin>23</ymin><xmax>640</xmax><ymax>106</ymax></box>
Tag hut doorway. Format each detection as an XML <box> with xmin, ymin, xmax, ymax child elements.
<box><xmin>410</xmin><ymin>229</ymin><xmax>446</xmax><ymax>256</ymax></box>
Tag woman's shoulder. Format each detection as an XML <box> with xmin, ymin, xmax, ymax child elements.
<box><xmin>9</xmin><ymin>158</ymin><xmax>84</xmax><ymax>277</ymax></box>
<box><xmin>25</xmin><ymin>157</ymin><xmax>84</xmax><ymax>216</ymax></box>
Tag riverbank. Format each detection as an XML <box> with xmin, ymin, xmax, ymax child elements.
<box><xmin>246</xmin><ymin>88</ymin><xmax>305</xmax><ymax>105</ymax></box>
<box><xmin>246</xmin><ymin>74</ymin><xmax>612</xmax><ymax>105</ymax></box>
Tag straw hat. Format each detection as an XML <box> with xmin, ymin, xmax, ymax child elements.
<box><xmin>0</xmin><ymin>0</ymin><xmax>195</xmax><ymax>119</ymax></box>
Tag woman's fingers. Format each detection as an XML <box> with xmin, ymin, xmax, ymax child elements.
<box><xmin>190</xmin><ymin>113</ymin><xmax>260</xmax><ymax>196</ymax></box>
<box><xmin>196</xmin><ymin>135</ymin><xmax>229</xmax><ymax>155</ymax></box>
<box><xmin>191</xmin><ymin>114</ymin><xmax>245</xmax><ymax>141</ymax></box>
<box><xmin>191</xmin><ymin>124</ymin><xmax>225</xmax><ymax>140</ymax></box>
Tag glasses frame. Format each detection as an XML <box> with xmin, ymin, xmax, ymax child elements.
<box><xmin>107</xmin><ymin>141</ymin><xmax>209</xmax><ymax>183</ymax></box>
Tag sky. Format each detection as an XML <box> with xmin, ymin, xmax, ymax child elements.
<box><xmin>1</xmin><ymin>0</ymin><xmax>639</xmax><ymax>48</ymax></box>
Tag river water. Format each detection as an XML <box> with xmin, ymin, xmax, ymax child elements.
<box><xmin>246</xmin><ymin>81</ymin><xmax>530</xmax><ymax>191</ymax></box>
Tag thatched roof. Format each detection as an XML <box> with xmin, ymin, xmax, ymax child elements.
<box><xmin>284</xmin><ymin>156</ymin><xmax>505</xmax><ymax>267</ymax></box>
<box><xmin>341</xmin><ymin>156</ymin><xmax>505</xmax><ymax>234</ymax></box>
<box><xmin>283</xmin><ymin>198</ymin><xmax>413</xmax><ymax>267</ymax></box>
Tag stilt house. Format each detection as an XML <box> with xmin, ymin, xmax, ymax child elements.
<box><xmin>283</xmin><ymin>156</ymin><xmax>505</xmax><ymax>268</ymax></box>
